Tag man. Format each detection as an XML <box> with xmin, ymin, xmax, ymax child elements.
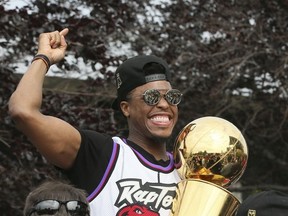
<box><xmin>24</xmin><ymin>180</ymin><xmax>90</xmax><ymax>216</ymax></box>
<box><xmin>9</xmin><ymin>28</ymin><xmax>183</xmax><ymax>215</ymax></box>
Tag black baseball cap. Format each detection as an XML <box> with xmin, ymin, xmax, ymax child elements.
<box><xmin>112</xmin><ymin>55</ymin><xmax>171</xmax><ymax>110</ymax></box>
<box><xmin>236</xmin><ymin>190</ymin><xmax>288</xmax><ymax>216</ymax></box>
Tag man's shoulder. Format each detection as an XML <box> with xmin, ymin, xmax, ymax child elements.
<box><xmin>78</xmin><ymin>129</ymin><xmax>113</xmax><ymax>144</ymax></box>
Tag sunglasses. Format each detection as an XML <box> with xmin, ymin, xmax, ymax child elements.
<box><xmin>27</xmin><ymin>199</ymin><xmax>89</xmax><ymax>216</ymax></box>
<box><xmin>141</xmin><ymin>89</ymin><xmax>183</xmax><ymax>106</ymax></box>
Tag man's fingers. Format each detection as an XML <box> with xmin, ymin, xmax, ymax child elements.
<box><xmin>50</xmin><ymin>29</ymin><xmax>68</xmax><ymax>49</ymax></box>
<box><xmin>60</xmin><ymin>28</ymin><xmax>69</xmax><ymax>36</ymax></box>
<box><xmin>50</xmin><ymin>32</ymin><xmax>61</xmax><ymax>49</ymax></box>
<box><xmin>60</xmin><ymin>35</ymin><xmax>67</xmax><ymax>49</ymax></box>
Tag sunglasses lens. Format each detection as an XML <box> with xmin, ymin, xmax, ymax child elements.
<box><xmin>67</xmin><ymin>201</ymin><xmax>89</xmax><ymax>216</ymax></box>
<box><xmin>142</xmin><ymin>89</ymin><xmax>182</xmax><ymax>106</ymax></box>
<box><xmin>143</xmin><ymin>89</ymin><xmax>161</xmax><ymax>105</ymax></box>
<box><xmin>34</xmin><ymin>200</ymin><xmax>59</xmax><ymax>215</ymax></box>
<box><xmin>165</xmin><ymin>89</ymin><xmax>182</xmax><ymax>105</ymax></box>
<box><xmin>29</xmin><ymin>200</ymin><xmax>89</xmax><ymax>216</ymax></box>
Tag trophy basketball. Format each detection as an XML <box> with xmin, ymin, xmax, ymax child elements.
<box><xmin>170</xmin><ymin>116</ymin><xmax>248</xmax><ymax>216</ymax></box>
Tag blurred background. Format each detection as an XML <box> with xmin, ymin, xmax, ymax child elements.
<box><xmin>0</xmin><ymin>0</ymin><xmax>287</xmax><ymax>215</ymax></box>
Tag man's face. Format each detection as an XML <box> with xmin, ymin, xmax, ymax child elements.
<box><xmin>121</xmin><ymin>80</ymin><xmax>179</xmax><ymax>143</ymax></box>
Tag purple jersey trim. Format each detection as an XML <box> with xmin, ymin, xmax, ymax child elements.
<box><xmin>87</xmin><ymin>141</ymin><xmax>119</xmax><ymax>202</ymax></box>
<box><xmin>123</xmin><ymin>138</ymin><xmax>175</xmax><ymax>173</ymax></box>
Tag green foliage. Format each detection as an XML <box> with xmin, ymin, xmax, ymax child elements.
<box><xmin>1</xmin><ymin>0</ymin><xmax>288</xmax><ymax>214</ymax></box>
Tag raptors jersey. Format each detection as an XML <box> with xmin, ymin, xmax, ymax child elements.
<box><xmin>87</xmin><ymin>136</ymin><xmax>181</xmax><ymax>216</ymax></box>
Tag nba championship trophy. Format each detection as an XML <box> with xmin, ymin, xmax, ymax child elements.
<box><xmin>170</xmin><ymin>116</ymin><xmax>248</xmax><ymax>216</ymax></box>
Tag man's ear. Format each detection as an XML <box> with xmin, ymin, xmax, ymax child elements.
<box><xmin>120</xmin><ymin>101</ymin><xmax>130</xmax><ymax>117</ymax></box>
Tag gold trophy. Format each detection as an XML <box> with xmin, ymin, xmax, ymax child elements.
<box><xmin>171</xmin><ymin>116</ymin><xmax>248</xmax><ymax>216</ymax></box>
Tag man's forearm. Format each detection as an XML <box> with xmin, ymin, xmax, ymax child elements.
<box><xmin>9</xmin><ymin>59</ymin><xmax>47</xmax><ymax>119</ymax></box>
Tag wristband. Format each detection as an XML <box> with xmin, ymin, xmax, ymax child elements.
<box><xmin>31</xmin><ymin>54</ymin><xmax>51</xmax><ymax>72</ymax></box>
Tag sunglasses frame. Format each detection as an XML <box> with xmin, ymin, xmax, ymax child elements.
<box><xmin>27</xmin><ymin>199</ymin><xmax>89</xmax><ymax>216</ymax></box>
<box><xmin>142</xmin><ymin>89</ymin><xmax>183</xmax><ymax>106</ymax></box>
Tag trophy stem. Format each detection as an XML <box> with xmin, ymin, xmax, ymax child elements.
<box><xmin>170</xmin><ymin>179</ymin><xmax>240</xmax><ymax>216</ymax></box>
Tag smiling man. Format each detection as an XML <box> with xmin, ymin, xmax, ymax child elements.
<box><xmin>9</xmin><ymin>29</ymin><xmax>183</xmax><ymax>215</ymax></box>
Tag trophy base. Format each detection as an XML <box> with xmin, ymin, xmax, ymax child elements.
<box><xmin>170</xmin><ymin>179</ymin><xmax>240</xmax><ymax>216</ymax></box>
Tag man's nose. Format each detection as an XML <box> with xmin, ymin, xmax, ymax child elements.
<box><xmin>156</xmin><ymin>95</ymin><xmax>170</xmax><ymax>107</ymax></box>
<box><xmin>55</xmin><ymin>205</ymin><xmax>69</xmax><ymax>215</ymax></box>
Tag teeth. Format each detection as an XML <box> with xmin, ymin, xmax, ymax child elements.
<box><xmin>151</xmin><ymin>116</ymin><xmax>169</xmax><ymax>122</ymax></box>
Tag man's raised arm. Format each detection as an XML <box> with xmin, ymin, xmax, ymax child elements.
<box><xmin>9</xmin><ymin>28</ymin><xmax>81</xmax><ymax>169</ymax></box>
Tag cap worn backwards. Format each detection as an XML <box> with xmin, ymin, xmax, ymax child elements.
<box><xmin>236</xmin><ymin>190</ymin><xmax>288</xmax><ymax>216</ymax></box>
<box><xmin>112</xmin><ymin>55</ymin><xmax>171</xmax><ymax>110</ymax></box>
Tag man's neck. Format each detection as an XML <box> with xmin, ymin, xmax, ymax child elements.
<box><xmin>127</xmin><ymin>136</ymin><xmax>169</xmax><ymax>161</ymax></box>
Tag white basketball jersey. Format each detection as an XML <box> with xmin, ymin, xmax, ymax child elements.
<box><xmin>87</xmin><ymin>136</ymin><xmax>180</xmax><ymax>216</ymax></box>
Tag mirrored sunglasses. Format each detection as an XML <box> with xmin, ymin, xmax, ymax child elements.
<box><xmin>142</xmin><ymin>89</ymin><xmax>183</xmax><ymax>106</ymax></box>
<box><xmin>27</xmin><ymin>199</ymin><xmax>89</xmax><ymax>216</ymax></box>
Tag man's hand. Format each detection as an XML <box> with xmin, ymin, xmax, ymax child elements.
<box><xmin>37</xmin><ymin>28</ymin><xmax>69</xmax><ymax>65</ymax></box>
